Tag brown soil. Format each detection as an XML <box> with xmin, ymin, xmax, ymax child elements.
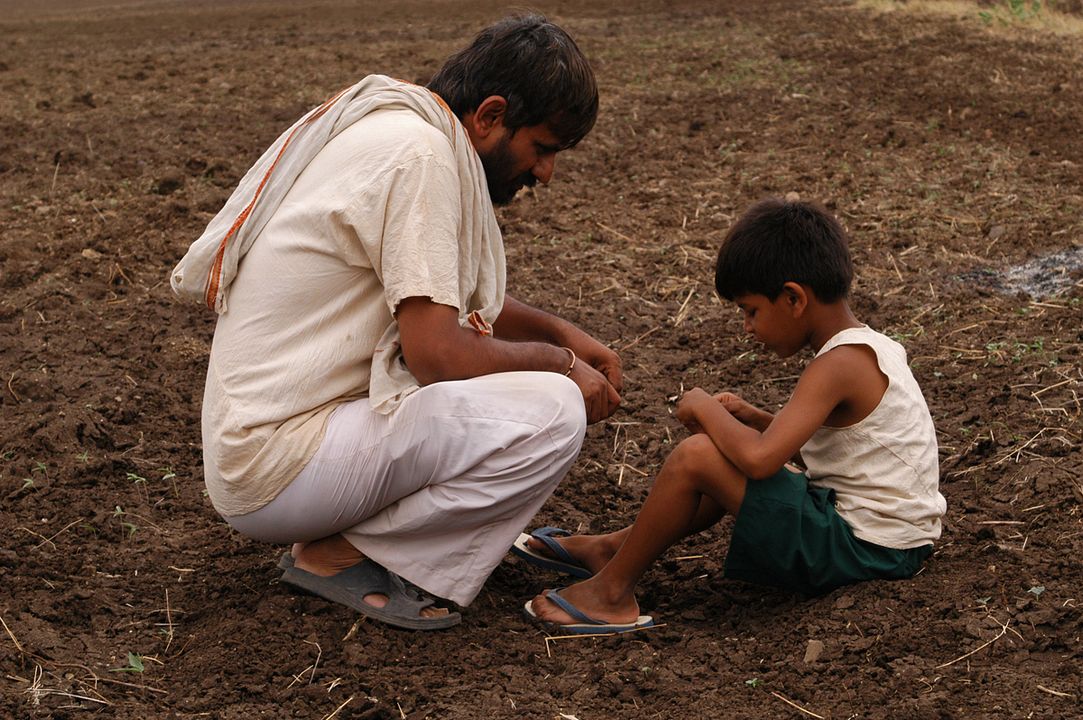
<box><xmin>2</xmin><ymin>1</ymin><xmax>1081</xmax><ymax>718</ymax></box>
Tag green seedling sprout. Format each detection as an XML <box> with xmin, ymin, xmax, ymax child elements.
<box><xmin>19</xmin><ymin>462</ymin><xmax>50</xmax><ymax>492</ymax></box>
<box><xmin>113</xmin><ymin>506</ymin><xmax>139</xmax><ymax>538</ymax></box>
<box><xmin>110</xmin><ymin>652</ymin><xmax>145</xmax><ymax>673</ymax></box>
<box><xmin>159</xmin><ymin>466</ymin><xmax>179</xmax><ymax>497</ymax></box>
<box><xmin>127</xmin><ymin>471</ymin><xmax>149</xmax><ymax>502</ymax></box>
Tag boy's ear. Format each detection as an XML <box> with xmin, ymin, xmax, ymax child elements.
<box><xmin>781</xmin><ymin>282</ymin><xmax>808</xmax><ymax>317</ymax></box>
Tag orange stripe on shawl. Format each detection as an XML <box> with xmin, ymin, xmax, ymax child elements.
<box><xmin>204</xmin><ymin>86</ymin><xmax>352</xmax><ymax>309</ymax></box>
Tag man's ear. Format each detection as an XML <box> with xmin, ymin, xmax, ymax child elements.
<box><xmin>464</xmin><ymin>95</ymin><xmax>508</xmax><ymax>141</ymax></box>
<box><xmin>781</xmin><ymin>282</ymin><xmax>808</xmax><ymax>317</ymax></box>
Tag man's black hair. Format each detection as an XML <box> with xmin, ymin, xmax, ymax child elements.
<box><xmin>427</xmin><ymin>13</ymin><xmax>598</xmax><ymax>149</ymax></box>
<box><xmin>714</xmin><ymin>198</ymin><xmax>854</xmax><ymax>303</ymax></box>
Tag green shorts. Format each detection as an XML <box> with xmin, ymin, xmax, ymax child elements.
<box><xmin>723</xmin><ymin>466</ymin><xmax>932</xmax><ymax>596</ymax></box>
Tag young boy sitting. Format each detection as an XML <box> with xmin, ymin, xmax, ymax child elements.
<box><xmin>520</xmin><ymin>197</ymin><xmax>947</xmax><ymax>634</ymax></box>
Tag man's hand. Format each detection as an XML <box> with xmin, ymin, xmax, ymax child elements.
<box><xmin>567</xmin><ymin>354</ymin><xmax>621</xmax><ymax>424</ymax></box>
<box><xmin>565</xmin><ymin>335</ymin><xmax>623</xmax><ymax>394</ymax></box>
<box><xmin>396</xmin><ymin>297</ymin><xmax>621</xmax><ymax>424</ymax></box>
<box><xmin>491</xmin><ymin>294</ymin><xmax>623</xmax><ymax>420</ymax></box>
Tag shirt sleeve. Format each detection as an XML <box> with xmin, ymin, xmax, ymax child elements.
<box><xmin>348</xmin><ymin>149</ymin><xmax>464</xmax><ymax>315</ymax></box>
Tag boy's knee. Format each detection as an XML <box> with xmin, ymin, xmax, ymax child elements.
<box><xmin>671</xmin><ymin>434</ymin><xmax>723</xmax><ymax>471</ymax></box>
<box><xmin>667</xmin><ymin>434</ymin><xmax>746</xmax><ymax>511</ymax></box>
<box><xmin>649</xmin><ymin>435</ymin><xmax>718</xmax><ymax>492</ymax></box>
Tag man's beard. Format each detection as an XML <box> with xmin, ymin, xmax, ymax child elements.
<box><xmin>479</xmin><ymin>133</ymin><xmax>537</xmax><ymax>206</ymax></box>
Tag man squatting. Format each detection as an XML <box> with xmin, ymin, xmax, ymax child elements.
<box><xmin>171</xmin><ymin>15</ymin><xmax>617</xmax><ymax>629</ymax></box>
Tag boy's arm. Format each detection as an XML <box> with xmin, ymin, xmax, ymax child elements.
<box><xmin>716</xmin><ymin>392</ymin><xmax>774</xmax><ymax>432</ymax></box>
<box><xmin>677</xmin><ymin>349</ymin><xmax>866</xmax><ymax>479</ymax></box>
<box><xmin>715</xmin><ymin>392</ymin><xmax>806</xmax><ymax>465</ymax></box>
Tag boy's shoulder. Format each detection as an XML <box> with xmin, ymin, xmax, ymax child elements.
<box><xmin>815</xmin><ymin>325</ymin><xmax>895</xmax><ymax>355</ymax></box>
<box><xmin>803</xmin><ymin>341</ymin><xmax>882</xmax><ymax>385</ymax></box>
<box><xmin>794</xmin><ymin>327</ymin><xmax>893</xmax><ymax>417</ymax></box>
<box><xmin>812</xmin><ymin>326</ymin><xmax>910</xmax><ymax>371</ymax></box>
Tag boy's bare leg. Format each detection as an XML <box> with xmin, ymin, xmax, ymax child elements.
<box><xmin>526</xmin><ymin>529</ymin><xmax>627</xmax><ymax>575</ymax></box>
<box><xmin>530</xmin><ymin>434</ymin><xmax>745</xmax><ymax>625</ymax></box>
<box><xmin>291</xmin><ymin>534</ymin><xmax>448</xmax><ymax>617</ymax></box>
<box><xmin>526</xmin><ymin>495</ymin><xmax>725</xmax><ymax>574</ymax></box>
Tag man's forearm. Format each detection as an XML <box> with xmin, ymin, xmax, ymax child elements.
<box><xmin>407</xmin><ymin>322</ymin><xmax>573</xmax><ymax>385</ymax></box>
<box><xmin>492</xmin><ymin>294</ymin><xmax>580</xmax><ymax>345</ymax></box>
<box><xmin>397</xmin><ymin>295</ymin><xmax>619</xmax><ymax>423</ymax></box>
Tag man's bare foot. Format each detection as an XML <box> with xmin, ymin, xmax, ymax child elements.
<box><xmin>293</xmin><ymin>534</ymin><xmax>363</xmax><ymax>576</ymax></box>
<box><xmin>529</xmin><ymin>579</ymin><xmax>640</xmax><ymax>627</ymax></box>
<box><xmin>526</xmin><ymin>528</ymin><xmax>628</xmax><ymax>575</ymax></box>
<box><xmin>292</xmin><ymin>534</ymin><xmax>448</xmax><ymax>618</ymax></box>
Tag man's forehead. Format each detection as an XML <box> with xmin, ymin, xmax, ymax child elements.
<box><xmin>524</xmin><ymin>122</ymin><xmax>564</xmax><ymax>148</ymax></box>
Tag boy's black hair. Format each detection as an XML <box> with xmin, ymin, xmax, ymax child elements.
<box><xmin>714</xmin><ymin>198</ymin><xmax>854</xmax><ymax>303</ymax></box>
<box><xmin>427</xmin><ymin>14</ymin><xmax>598</xmax><ymax>149</ymax></box>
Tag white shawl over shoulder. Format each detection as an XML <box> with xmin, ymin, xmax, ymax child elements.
<box><xmin>171</xmin><ymin>75</ymin><xmax>505</xmax><ymax>412</ymax></box>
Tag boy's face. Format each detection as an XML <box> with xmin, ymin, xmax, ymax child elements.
<box><xmin>734</xmin><ymin>291</ymin><xmax>805</xmax><ymax>358</ymax></box>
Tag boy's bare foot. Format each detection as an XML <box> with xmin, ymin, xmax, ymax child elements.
<box><xmin>291</xmin><ymin>534</ymin><xmax>449</xmax><ymax>618</ymax></box>
<box><xmin>525</xmin><ymin>529</ymin><xmax>627</xmax><ymax>576</ymax></box>
<box><xmin>528</xmin><ymin>579</ymin><xmax>641</xmax><ymax>627</ymax></box>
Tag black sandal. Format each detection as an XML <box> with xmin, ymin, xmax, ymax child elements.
<box><xmin>280</xmin><ymin>558</ymin><xmax>461</xmax><ymax>630</ymax></box>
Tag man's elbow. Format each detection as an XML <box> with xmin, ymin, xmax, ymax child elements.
<box><xmin>401</xmin><ymin>346</ymin><xmax>455</xmax><ymax>386</ymax></box>
<box><xmin>402</xmin><ymin>337</ymin><xmax>484</xmax><ymax>385</ymax></box>
<box><xmin>408</xmin><ymin>364</ymin><xmax>442</xmax><ymax>386</ymax></box>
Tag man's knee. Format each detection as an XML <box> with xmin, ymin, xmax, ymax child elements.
<box><xmin>531</xmin><ymin>372</ymin><xmax>587</xmax><ymax>454</ymax></box>
<box><xmin>426</xmin><ymin>371</ymin><xmax>586</xmax><ymax>455</ymax></box>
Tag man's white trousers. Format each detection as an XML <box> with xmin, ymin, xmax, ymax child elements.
<box><xmin>226</xmin><ymin>371</ymin><xmax>587</xmax><ymax>606</ymax></box>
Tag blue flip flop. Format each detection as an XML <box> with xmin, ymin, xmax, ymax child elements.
<box><xmin>523</xmin><ymin>588</ymin><xmax>654</xmax><ymax>636</ymax></box>
<box><xmin>510</xmin><ymin>526</ymin><xmax>593</xmax><ymax>578</ymax></box>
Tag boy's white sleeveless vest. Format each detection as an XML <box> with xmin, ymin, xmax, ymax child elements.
<box><xmin>801</xmin><ymin>326</ymin><xmax>946</xmax><ymax>549</ymax></box>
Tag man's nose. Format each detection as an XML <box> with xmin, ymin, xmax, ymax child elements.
<box><xmin>532</xmin><ymin>153</ymin><xmax>556</xmax><ymax>185</ymax></box>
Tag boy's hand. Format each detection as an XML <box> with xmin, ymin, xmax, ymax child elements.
<box><xmin>675</xmin><ymin>387</ymin><xmax>716</xmax><ymax>433</ymax></box>
<box><xmin>715</xmin><ymin>391</ymin><xmax>774</xmax><ymax>432</ymax></box>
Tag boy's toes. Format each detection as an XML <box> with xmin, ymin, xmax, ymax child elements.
<box><xmin>526</xmin><ymin>536</ymin><xmax>556</xmax><ymax>557</ymax></box>
<box><xmin>528</xmin><ymin>590</ymin><xmax>577</xmax><ymax>625</ymax></box>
